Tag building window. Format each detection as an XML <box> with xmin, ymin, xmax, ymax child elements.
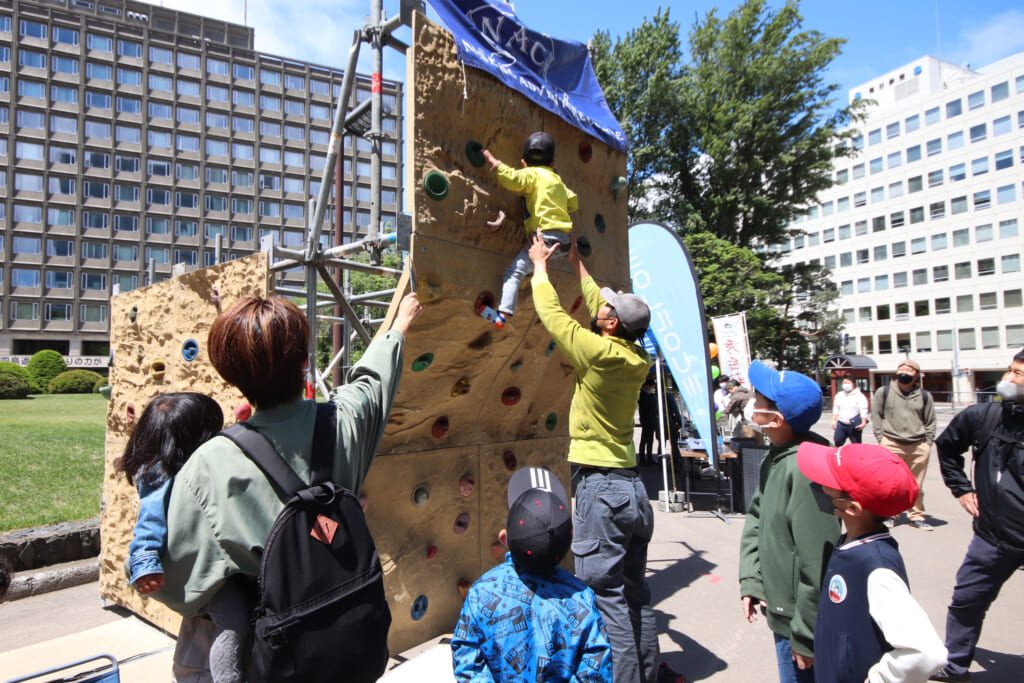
<box><xmin>953</xmin><ymin>228</ymin><xmax>970</xmax><ymax>247</ymax></box>
<box><xmin>936</xmin><ymin>330</ymin><xmax>953</xmax><ymax>351</ymax></box>
<box><xmin>946</xmin><ymin>99</ymin><xmax>962</xmax><ymax>118</ymax></box>
<box><xmin>147</xmin><ymin>189</ymin><xmax>171</xmax><ymax>206</ymax></box>
<box><xmin>958</xmin><ymin>328</ymin><xmax>977</xmax><ymax>351</ymax></box>
<box><xmin>914</xmin><ymin>300</ymin><xmax>929</xmax><ymax>317</ymax></box>
<box><xmin>857</xmin><ymin>278</ymin><xmax>870</xmax><ymax>293</ymax></box>
<box><xmin>284</xmin><ymin>99</ymin><xmax>305</xmax><ymax>116</ymax></box>
<box><xmin>980</xmin><ymin>292</ymin><xmax>998</xmax><ymax>310</ymax></box>
<box><xmin>935</xmin><ymin>297</ymin><xmax>951</xmax><ymax>314</ymax></box>
<box><xmin>906</xmin><ymin>145</ymin><xmax>921</xmax><ymax>163</ymax></box>
<box><xmin>838</xmin><ymin>224</ymin><xmax>851</xmax><ymax>240</ymax></box>
<box><xmin>909</xmin><ymin>207</ymin><xmax>924</xmax><ymax>224</ymax></box>
<box><xmin>968</xmin><ymin>90</ymin><xmax>985</xmax><ymax>110</ymax></box>
<box><xmin>1008</xmin><ymin>325</ymin><xmax>1024</xmax><ymax>347</ymax></box>
<box><xmin>231</xmin><ymin>225</ymin><xmax>253</xmax><ymax>242</ymax></box>
<box><xmin>175</xmin><ymin>220</ymin><xmax>198</xmax><ymax>237</ymax></box>
<box><xmin>970</xmin><ymin>123</ymin><xmax>987</xmax><ymax>143</ymax></box>
<box><xmin>991</xmin><ymin>81</ymin><xmax>1009</xmax><ymax>102</ymax></box>
<box><xmin>840</xmin><ymin>281</ymin><xmax>853</xmax><ymax>295</ymax></box>
<box><xmin>80</xmin><ymin>304</ymin><xmax>107</xmax><ymax>323</ymax></box>
<box><xmin>207</xmin><ymin>58</ymin><xmax>229</xmax><ymax>76</ymax></box>
<box><xmin>853</xmin><ymin>191</ymin><xmax>866</xmax><ymax>207</ymax></box>
<box><xmin>81</xmin><ymin>272</ymin><xmax>107</xmax><ymax>291</ymax></box>
<box><xmin>974</xmin><ymin>190</ymin><xmax>991</xmax><ymax>210</ymax></box>
<box><xmin>1000</xmin><ymin>219</ymin><xmax>1019</xmax><ymax>239</ymax></box>
<box><xmin>233</xmin><ymin>90</ymin><xmax>255</xmax><ymax>107</ymax></box>
<box><xmin>997</xmin><ymin>184</ymin><xmax>1016</xmax><ymax>204</ymax></box>
<box><xmin>87</xmin><ymin>33</ymin><xmax>112</xmax><ymax>52</ymax></box>
<box><xmin>205</xmin><ymin>195</ymin><xmax>228</xmax><ymax>212</ymax></box>
<box><xmin>947</xmin><ymin>131</ymin><xmax>964</xmax><ymax>150</ymax></box>
<box><xmin>913</xmin><ymin>268</ymin><xmax>929</xmax><ymax>285</ymax></box>
<box><xmin>114</xmin><ymin>215</ymin><xmax>138</xmax><ymax>232</ymax></box>
<box><xmin>146</xmin><ymin>218</ymin><xmax>170</xmax><ymax>234</ymax></box>
<box><xmin>177</xmin><ymin>80</ymin><xmax>200</xmax><ymax>97</ymax></box>
<box><xmin>907</xmin><ymin>176</ymin><xmax>923</xmax><ymax>193</ymax></box>
<box><xmin>52</xmin><ymin>55</ymin><xmax>78</xmax><ymax>75</ymax></box>
<box><xmin>1005</xmin><ymin>290</ymin><xmax>1023</xmax><ymax>308</ymax></box>
<box><xmin>949</xmin><ymin>163</ymin><xmax>965</xmax><ymax>181</ymax></box>
<box><xmin>929</xmin><ymin>201</ymin><xmax>945</xmax><ymax>219</ymax></box>
<box><xmin>232</xmin><ymin>143</ymin><xmax>254</xmax><ymax>160</ymax></box>
<box><xmin>887</xmin><ymin>151</ymin><xmax>901</xmax><ymax>169</ymax></box>
<box><xmin>977</xmin><ymin>258</ymin><xmax>996</xmax><ymax>276</ymax></box>
<box><xmin>231</xmin><ymin>198</ymin><xmax>253</xmax><ymax>214</ymax></box>
<box><xmin>869</xmin><ymin>157</ymin><xmax>883</xmax><ymax>174</ymax></box>
<box><xmin>995</xmin><ymin>149</ymin><xmax>1013</xmax><ymax>170</ymax></box>
<box><xmin>232</xmin><ymin>171</ymin><xmax>254</xmax><ymax>188</ymax></box>
<box><xmin>146</xmin><ymin>247</ymin><xmax>169</xmax><ymax>264</ymax></box>
<box><xmin>117</xmin><ymin>39</ymin><xmax>142</xmax><ymax>58</ymax></box>
<box><xmin>852</xmin><ymin>163</ymin><xmax>865</xmax><ymax>179</ymax></box>
<box><xmin>926</xmin><ymin>138</ymin><xmax>942</xmax><ymax>156</ymax></box>
<box><xmin>950</xmin><ymin>196</ymin><xmax>967</xmax><ymax>215</ymax></box>
<box><xmin>955</xmin><ymin>262</ymin><xmax>972</xmax><ymax>280</ymax></box>
<box><xmin>261</xmin><ymin>69</ymin><xmax>281</xmax><ymax>86</ymax></box>
<box><xmin>207</xmin><ymin>85</ymin><xmax>229</xmax><ymax>102</ymax></box>
<box><xmin>149</xmin><ymin>46</ymin><xmax>173</xmax><ymax>65</ymax></box>
<box><xmin>994</xmin><ymin>116</ymin><xmax>1011</xmax><ymax>137</ymax></box>
<box><xmin>19</xmin><ymin>19</ymin><xmax>47</xmax><ymax>39</ymax></box>
<box><xmin>117</xmin><ymin>96</ymin><xmax>142</xmax><ymax>114</ymax></box>
<box><xmin>178</xmin><ymin>52</ymin><xmax>200</xmax><ymax>70</ymax></box>
<box><xmin>117</xmin><ymin>67</ymin><xmax>142</xmax><ymax>86</ymax></box>
<box><xmin>260</xmin><ymin>95</ymin><xmax>281</xmax><ymax>112</ymax></box>
<box><xmin>176</xmin><ymin>163</ymin><xmax>200</xmax><ymax>181</ymax></box>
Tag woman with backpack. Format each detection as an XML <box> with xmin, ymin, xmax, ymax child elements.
<box><xmin>151</xmin><ymin>292</ymin><xmax>422</xmax><ymax>682</ymax></box>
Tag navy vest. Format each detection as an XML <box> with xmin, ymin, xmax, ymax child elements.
<box><xmin>813</xmin><ymin>532</ymin><xmax>908</xmax><ymax>683</ymax></box>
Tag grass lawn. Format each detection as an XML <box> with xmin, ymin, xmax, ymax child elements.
<box><xmin>0</xmin><ymin>393</ymin><xmax>107</xmax><ymax>533</ymax></box>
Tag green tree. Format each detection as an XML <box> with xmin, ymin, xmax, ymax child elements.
<box><xmin>26</xmin><ymin>350</ymin><xmax>67</xmax><ymax>393</ymax></box>
<box><xmin>669</xmin><ymin>0</ymin><xmax>866</xmax><ymax>247</ymax></box>
<box><xmin>590</xmin><ymin>9</ymin><xmax>684</xmax><ymax>221</ymax></box>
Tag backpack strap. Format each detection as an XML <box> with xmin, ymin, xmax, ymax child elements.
<box><xmin>221</xmin><ymin>403</ymin><xmax>339</xmax><ymax>498</ymax></box>
<box><xmin>310</xmin><ymin>402</ymin><xmax>338</xmax><ymax>485</ymax></box>
<box><xmin>222</xmin><ymin>421</ymin><xmax>306</xmax><ymax>500</ymax></box>
<box><xmin>973</xmin><ymin>401</ymin><xmax>1005</xmax><ymax>454</ymax></box>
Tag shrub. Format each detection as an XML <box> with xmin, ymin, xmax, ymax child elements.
<box><xmin>27</xmin><ymin>350</ymin><xmax>67</xmax><ymax>393</ymax></box>
<box><xmin>49</xmin><ymin>370</ymin><xmax>105</xmax><ymax>394</ymax></box>
<box><xmin>0</xmin><ymin>371</ymin><xmax>31</xmax><ymax>399</ymax></box>
<box><xmin>0</xmin><ymin>361</ymin><xmax>41</xmax><ymax>393</ymax></box>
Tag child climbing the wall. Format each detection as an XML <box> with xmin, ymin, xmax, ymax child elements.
<box><xmin>482</xmin><ymin>132</ymin><xmax>578</xmax><ymax>329</ymax></box>
<box><xmin>117</xmin><ymin>393</ymin><xmax>249</xmax><ymax>683</ymax></box>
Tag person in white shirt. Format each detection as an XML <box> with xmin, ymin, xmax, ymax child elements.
<box><xmin>832</xmin><ymin>378</ymin><xmax>869</xmax><ymax>446</ymax></box>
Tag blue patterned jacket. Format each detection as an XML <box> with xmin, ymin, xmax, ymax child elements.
<box><xmin>451</xmin><ymin>555</ymin><xmax>612</xmax><ymax>682</ymax></box>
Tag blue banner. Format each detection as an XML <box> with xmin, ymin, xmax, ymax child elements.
<box><xmin>628</xmin><ymin>222</ymin><xmax>718</xmax><ymax>464</ymax></box>
<box><xmin>424</xmin><ymin>0</ymin><xmax>628</xmax><ymax>153</ymax></box>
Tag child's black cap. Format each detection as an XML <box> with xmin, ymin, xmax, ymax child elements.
<box><xmin>506</xmin><ymin>467</ymin><xmax>572</xmax><ymax>574</ymax></box>
<box><xmin>523</xmin><ymin>132</ymin><xmax>555</xmax><ymax>167</ymax></box>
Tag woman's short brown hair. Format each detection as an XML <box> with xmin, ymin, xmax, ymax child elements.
<box><xmin>208</xmin><ymin>296</ymin><xmax>309</xmax><ymax>408</ymax></box>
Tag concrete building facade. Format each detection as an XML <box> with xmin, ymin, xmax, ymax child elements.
<box><xmin>780</xmin><ymin>52</ymin><xmax>1024</xmax><ymax>401</ymax></box>
<box><xmin>0</xmin><ymin>0</ymin><xmax>403</xmax><ymax>366</ymax></box>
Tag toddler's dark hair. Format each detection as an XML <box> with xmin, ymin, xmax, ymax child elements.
<box><xmin>119</xmin><ymin>392</ymin><xmax>224</xmax><ymax>486</ymax></box>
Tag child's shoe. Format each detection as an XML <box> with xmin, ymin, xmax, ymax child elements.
<box><xmin>494</xmin><ymin>312</ymin><xmax>507</xmax><ymax>329</ymax></box>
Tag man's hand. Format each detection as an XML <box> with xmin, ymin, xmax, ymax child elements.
<box><xmin>528</xmin><ymin>230</ymin><xmax>559</xmax><ymax>274</ymax></box>
<box><xmin>482</xmin><ymin>149</ymin><xmax>500</xmax><ymax>171</ymax></box>
<box><xmin>958</xmin><ymin>492</ymin><xmax>980</xmax><ymax>518</ymax></box>
<box><xmin>740</xmin><ymin>596</ymin><xmax>767</xmax><ymax>623</ymax></box>
<box><xmin>793</xmin><ymin>653</ymin><xmax>814</xmax><ymax>670</ymax></box>
<box><xmin>135</xmin><ymin>573</ymin><xmax>164</xmax><ymax>595</ymax></box>
<box><xmin>830</xmin><ymin>417</ymin><xmax>837</xmax><ymax>429</ymax></box>
<box><xmin>391</xmin><ymin>293</ymin><xmax>423</xmax><ymax>336</ymax></box>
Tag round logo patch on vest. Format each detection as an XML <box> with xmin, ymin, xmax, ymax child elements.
<box><xmin>828</xmin><ymin>574</ymin><xmax>848</xmax><ymax>604</ymax></box>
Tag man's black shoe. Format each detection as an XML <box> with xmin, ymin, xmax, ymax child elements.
<box><xmin>929</xmin><ymin>668</ymin><xmax>971</xmax><ymax>682</ymax></box>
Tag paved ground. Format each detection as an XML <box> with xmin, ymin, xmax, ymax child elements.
<box><xmin>2</xmin><ymin>407</ymin><xmax>1022</xmax><ymax>681</ymax></box>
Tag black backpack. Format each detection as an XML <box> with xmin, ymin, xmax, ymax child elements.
<box><xmin>220</xmin><ymin>403</ymin><xmax>391</xmax><ymax>683</ymax></box>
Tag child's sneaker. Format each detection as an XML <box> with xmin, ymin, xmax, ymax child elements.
<box><xmin>494</xmin><ymin>312</ymin><xmax>507</xmax><ymax>329</ymax></box>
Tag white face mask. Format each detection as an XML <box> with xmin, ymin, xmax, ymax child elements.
<box><xmin>842</xmin><ymin>383</ymin><xmax>854</xmax><ymax>393</ymax></box>
<box><xmin>996</xmin><ymin>379</ymin><xmax>1024</xmax><ymax>403</ymax></box>
<box><xmin>743</xmin><ymin>401</ymin><xmax>780</xmax><ymax>432</ymax></box>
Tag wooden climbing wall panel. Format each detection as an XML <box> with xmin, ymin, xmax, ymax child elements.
<box><xmin>365</xmin><ymin>14</ymin><xmax>630</xmax><ymax>652</ymax></box>
<box><xmin>99</xmin><ymin>253</ymin><xmax>270</xmax><ymax>634</ymax></box>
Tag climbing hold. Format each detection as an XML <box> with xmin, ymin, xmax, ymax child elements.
<box><xmin>611</xmin><ymin>176</ymin><xmax>628</xmax><ymax>201</ymax></box>
<box><xmin>150</xmin><ymin>360</ymin><xmax>166</xmax><ymax>380</ymax></box>
<box><xmin>546</xmin><ymin>340</ymin><xmax>557</xmax><ymax>356</ymax></box>
<box><xmin>426</xmin><ymin>545</ymin><xmax>439</xmax><ymax>559</ymax></box>
<box><xmin>411</xmin><ymin>353</ymin><xmax>434</xmax><ymax>372</ymax></box>
<box><xmin>412</xmin><ymin>483</ymin><xmax>431</xmax><ymax>506</ymax></box>
<box><xmin>431</xmin><ymin>416</ymin><xmax>450</xmax><ymax>439</ymax></box>
<box><xmin>465</xmin><ymin>140</ymin><xmax>485</xmax><ymax>168</ymax></box>
<box><xmin>595</xmin><ymin>214</ymin><xmax>606</xmax><ymax>233</ymax></box>
<box><xmin>453</xmin><ymin>513</ymin><xmax>471</xmax><ymax>534</ymax></box>
<box><xmin>424</xmin><ymin>171</ymin><xmax>449</xmax><ymax>201</ymax></box>
<box><xmin>99</xmin><ymin>385</ymin><xmax>112</xmax><ymax>401</ymax></box>
<box><xmin>509</xmin><ymin>360</ymin><xmax>522</xmax><ymax>373</ymax></box>
<box><xmin>459</xmin><ymin>474</ymin><xmax>475</xmax><ymax>496</ymax></box>
<box><xmin>503</xmin><ymin>450</ymin><xmax>517</xmax><ymax>471</ymax></box>
<box><xmin>578</xmin><ymin>141</ymin><xmax>593</xmax><ymax>163</ymax></box>
<box><xmin>451</xmin><ymin>378</ymin><xmax>471</xmax><ymax>397</ymax></box>
<box><xmin>486</xmin><ymin>209</ymin><xmax>506</xmax><ymax>232</ymax></box>
<box><xmin>500</xmin><ymin>387</ymin><xmax>521</xmax><ymax>406</ymax></box>
<box><xmin>411</xmin><ymin>595</ymin><xmax>428</xmax><ymax>620</ymax></box>
<box><xmin>458</xmin><ymin>580</ymin><xmax>472</xmax><ymax>600</ymax></box>
<box><xmin>128</xmin><ymin>306</ymin><xmax>138</xmax><ymax>323</ymax></box>
<box><xmin>126</xmin><ymin>403</ymin><xmax>136</xmax><ymax>423</ymax></box>
<box><xmin>569</xmin><ymin>296</ymin><xmax>584</xmax><ymax>314</ymax></box>
<box><xmin>234</xmin><ymin>402</ymin><xmax>252</xmax><ymax>422</ymax></box>
<box><xmin>545</xmin><ymin>413</ymin><xmax>558</xmax><ymax>431</ymax></box>
<box><xmin>576</xmin><ymin>235</ymin><xmax>592</xmax><ymax>258</ymax></box>
<box><xmin>136</xmin><ymin>344</ymin><xmax>144</xmax><ymax>363</ymax></box>
<box><xmin>181</xmin><ymin>339</ymin><xmax>199</xmax><ymax>362</ymax></box>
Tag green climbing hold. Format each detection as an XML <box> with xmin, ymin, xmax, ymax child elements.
<box><xmin>546</xmin><ymin>340</ymin><xmax>557</xmax><ymax>356</ymax></box>
<box><xmin>424</xmin><ymin>171</ymin><xmax>449</xmax><ymax>200</ymax></box>
<box><xmin>412</xmin><ymin>353</ymin><xmax>434</xmax><ymax>372</ymax></box>
<box><xmin>545</xmin><ymin>413</ymin><xmax>558</xmax><ymax>431</ymax></box>
<box><xmin>510</xmin><ymin>361</ymin><xmax>522</xmax><ymax>373</ymax></box>
<box><xmin>466</xmin><ymin>141</ymin><xmax>485</xmax><ymax>168</ymax></box>
<box><xmin>595</xmin><ymin>214</ymin><xmax>606</xmax><ymax>233</ymax></box>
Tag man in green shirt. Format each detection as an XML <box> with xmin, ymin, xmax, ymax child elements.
<box><xmin>528</xmin><ymin>232</ymin><xmax>658</xmax><ymax>683</ymax></box>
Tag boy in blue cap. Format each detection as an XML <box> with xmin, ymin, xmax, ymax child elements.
<box><xmin>451</xmin><ymin>467</ymin><xmax>612</xmax><ymax>682</ymax></box>
<box><xmin>738</xmin><ymin>361</ymin><xmax>842</xmax><ymax>683</ymax></box>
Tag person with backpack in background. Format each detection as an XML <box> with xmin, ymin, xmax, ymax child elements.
<box><xmin>871</xmin><ymin>360</ymin><xmax>937</xmax><ymax>530</ymax></box>
<box><xmin>152</xmin><ymin>292</ymin><xmax>422</xmax><ymax>683</ymax></box>
<box><xmin>928</xmin><ymin>350</ymin><xmax>1024</xmax><ymax>682</ymax></box>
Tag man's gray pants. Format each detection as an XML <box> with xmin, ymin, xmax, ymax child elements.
<box><xmin>573</xmin><ymin>468</ymin><xmax>659</xmax><ymax>683</ymax></box>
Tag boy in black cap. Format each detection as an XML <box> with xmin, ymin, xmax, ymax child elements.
<box><xmin>451</xmin><ymin>467</ymin><xmax>612</xmax><ymax>682</ymax></box>
<box><xmin>482</xmin><ymin>132</ymin><xmax>578</xmax><ymax>328</ymax></box>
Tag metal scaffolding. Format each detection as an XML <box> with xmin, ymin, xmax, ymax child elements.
<box><xmin>267</xmin><ymin>0</ymin><xmax>422</xmax><ymax>397</ymax></box>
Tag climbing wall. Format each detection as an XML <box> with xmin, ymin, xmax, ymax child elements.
<box><xmin>98</xmin><ymin>253</ymin><xmax>270</xmax><ymax>634</ymax></box>
<box><xmin>97</xmin><ymin>12</ymin><xmax>631</xmax><ymax>657</ymax></box>
<box><xmin>361</xmin><ymin>13</ymin><xmax>631</xmax><ymax>652</ymax></box>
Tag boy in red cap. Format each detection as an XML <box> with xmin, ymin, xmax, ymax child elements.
<box><xmin>797</xmin><ymin>443</ymin><xmax>947</xmax><ymax>682</ymax></box>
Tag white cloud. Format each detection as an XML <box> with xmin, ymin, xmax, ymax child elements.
<box><xmin>945</xmin><ymin>9</ymin><xmax>1024</xmax><ymax>69</ymax></box>
<box><xmin>162</xmin><ymin>0</ymin><xmax>409</xmax><ymax>80</ymax></box>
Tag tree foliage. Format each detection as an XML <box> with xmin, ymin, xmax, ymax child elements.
<box><xmin>27</xmin><ymin>350</ymin><xmax>67</xmax><ymax>393</ymax></box>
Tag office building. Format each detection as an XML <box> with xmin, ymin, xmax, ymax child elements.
<box><xmin>0</xmin><ymin>0</ymin><xmax>403</xmax><ymax>364</ymax></box>
<box><xmin>781</xmin><ymin>52</ymin><xmax>1024</xmax><ymax>399</ymax></box>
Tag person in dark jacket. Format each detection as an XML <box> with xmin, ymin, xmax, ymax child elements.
<box><xmin>637</xmin><ymin>380</ymin><xmax>660</xmax><ymax>465</ymax></box>
<box><xmin>929</xmin><ymin>349</ymin><xmax>1024</xmax><ymax>682</ymax></box>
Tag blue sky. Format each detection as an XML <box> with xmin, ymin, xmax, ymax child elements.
<box><xmin>160</xmin><ymin>0</ymin><xmax>1024</xmax><ymax>98</ymax></box>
